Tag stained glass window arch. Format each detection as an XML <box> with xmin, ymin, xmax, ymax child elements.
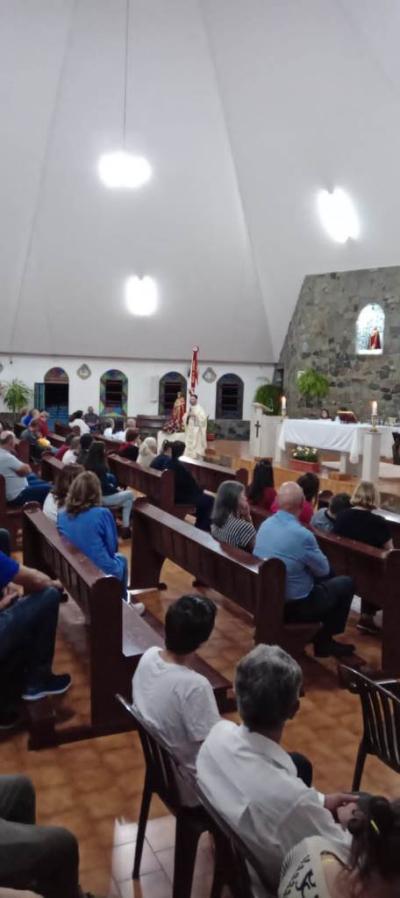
<box><xmin>356</xmin><ymin>303</ymin><xmax>384</xmax><ymax>355</ymax></box>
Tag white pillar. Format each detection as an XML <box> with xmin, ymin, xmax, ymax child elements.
<box><xmin>362</xmin><ymin>431</ymin><xmax>382</xmax><ymax>482</ymax></box>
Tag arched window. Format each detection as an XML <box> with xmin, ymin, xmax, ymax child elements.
<box><xmin>100</xmin><ymin>369</ymin><xmax>128</xmax><ymax>416</ymax></box>
<box><xmin>216</xmin><ymin>374</ymin><xmax>244</xmax><ymax>419</ymax></box>
<box><xmin>356</xmin><ymin>304</ymin><xmax>385</xmax><ymax>355</ymax></box>
<box><xmin>159</xmin><ymin>372</ymin><xmax>187</xmax><ymax>415</ymax></box>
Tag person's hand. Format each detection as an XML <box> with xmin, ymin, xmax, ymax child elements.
<box><xmin>0</xmin><ymin>587</ymin><xmax>20</xmax><ymax>610</ymax></box>
<box><xmin>50</xmin><ymin>579</ymin><xmax>63</xmax><ymax>591</ymax></box>
<box><xmin>324</xmin><ymin>793</ymin><xmax>355</xmax><ymax>818</ymax></box>
<box><xmin>337</xmin><ymin>801</ymin><xmax>358</xmax><ymax>827</ymax></box>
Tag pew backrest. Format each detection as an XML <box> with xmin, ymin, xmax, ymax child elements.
<box><xmin>41</xmin><ymin>454</ymin><xmax>64</xmax><ymax>482</ymax></box>
<box><xmin>180</xmin><ymin>455</ymin><xmax>248</xmax><ymax>493</ymax></box>
<box><xmin>108</xmin><ymin>454</ymin><xmax>176</xmax><ymax>510</ymax></box>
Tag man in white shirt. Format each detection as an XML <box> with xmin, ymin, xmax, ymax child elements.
<box><xmin>0</xmin><ymin>433</ymin><xmax>50</xmax><ymax>506</ymax></box>
<box><xmin>197</xmin><ymin>644</ymin><xmax>352</xmax><ymax>892</ymax></box>
<box><xmin>61</xmin><ymin>436</ymin><xmax>80</xmax><ymax>466</ymax></box>
<box><xmin>68</xmin><ymin>411</ymin><xmax>89</xmax><ymax>436</ymax></box>
<box><xmin>132</xmin><ymin>595</ymin><xmax>220</xmax><ymax>774</ymax></box>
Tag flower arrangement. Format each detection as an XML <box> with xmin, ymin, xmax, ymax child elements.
<box><xmin>292</xmin><ymin>446</ymin><xmax>319</xmax><ymax>463</ymax></box>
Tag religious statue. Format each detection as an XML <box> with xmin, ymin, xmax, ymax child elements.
<box><xmin>171</xmin><ymin>391</ymin><xmax>186</xmax><ymax>432</ymax></box>
<box><xmin>183</xmin><ymin>392</ymin><xmax>207</xmax><ymax>458</ymax></box>
<box><xmin>368</xmin><ymin>326</ymin><xmax>381</xmax><ymax>350</ymax></box>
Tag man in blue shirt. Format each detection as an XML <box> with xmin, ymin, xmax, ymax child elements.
<box><xmin>254</xmin><ymin>482</ymin><xmax>354</xmax><ymax>658</ymax></box>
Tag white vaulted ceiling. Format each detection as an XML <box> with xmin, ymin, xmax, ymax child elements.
<box><xmin>2</xmin><ymin>0</ymin><xmax>400</xmax><ymax>362</ymax></box>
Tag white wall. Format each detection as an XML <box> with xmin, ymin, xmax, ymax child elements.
<box><xmin>0</xmin><ymin>355</ymin><xmax>273</xmax><ymax>420</ymax></box>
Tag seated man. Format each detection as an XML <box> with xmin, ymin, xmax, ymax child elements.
<box><xmin>37</xmin><ymin>411</ymin><xmax>50</xmax><ymax>438</ymax></box>
<box><xmin>0</xmin><ymin>774</ymin><xmax>96</xmax><ymax>898</ymax></box>
<box><xmin>68</xmin><ymin>411</ymin><xmax>89</xmax><ymax>436</ymax></box>
<box><xmin>150</xmin><ymin>439</ymin><xmax>172</xmax><ymax>470</ymax></box>
<box><xmin>0</xmin><ymin>537</ymin><xmax>71</xmax><ymax>708</ymax></box>
<box><xmin>254</xmin><ymin>481</ymin><xmax>354</xmax><ymax>658</ymax></box>
<box><xmin>83</xmin><ymin>405</ymin><xmax>99</xmax><ymax>432</ymax></box>
<box><xmin>132</xmin><ymin>595</ymin><xmax>220</xmax><ymax>773</ymax></box>
<box><xmin>117</xmin><ymin>428</ymin><xmax>139</xmax><ymax>461</ymax></box>
<box><xmin>0</xmin><ymin>432</ymin><xmax>50</xmax><ymax>507</ymax></box>
<box><xmin>167</xmin><ymin>441</ymin><xmax>214</xmax><ymax>532</ymax></box>
<box><xmin>19</xmin><ymin>420</ymin><xmax>46</xmax><ymax>462</ymax></box>
<box><xmin>197</xmin><ymin>644</ymin><xmax>352</xmax><ymax>892</ymax></box>
<box><xmin>311</xmin><ymin>492</ymin><xmax>351</xmax><ymax>533</ymax></box>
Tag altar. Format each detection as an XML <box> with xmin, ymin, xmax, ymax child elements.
<box><xmin>276</xmin><ymin>419</ymin><xmax>395</xmax><ymax>482</ymax></box>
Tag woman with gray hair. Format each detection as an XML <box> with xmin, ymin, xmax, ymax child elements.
<box><xmin>197</xmin><ymin>644</ymin><xmax>353</xmax><ymax>893</ymax></box>
<box><xmin>211</xmin><ymin>481</ymin><xmax>256</xmax><ymax>551</ymax></box>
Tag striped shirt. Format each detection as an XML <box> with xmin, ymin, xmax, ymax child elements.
<box><xmin>211</xmin><ymin>513</ymin><xmax>256</xmax><ymax>551</ymax></box>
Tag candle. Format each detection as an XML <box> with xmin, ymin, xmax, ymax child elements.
<box><xmin>281</xmin><ymin>395</ymin><xmax>287</xmax><ymax>413</ymax></box>
<box><xmin>371</xmin><ymin>400</ymin><xmax>378</xmax><ymax>417</ymax></box>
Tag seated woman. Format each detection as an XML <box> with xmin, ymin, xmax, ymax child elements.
<box><xmin>102</xmin><ymin>419</ymin><xmax>115</xmax><ymax>438</ymax></box>
<box><xmin>117</xmin><ymin>428</ymin><xmax>139</xmax><ymax>461</ymax></box>
<box><xmin>62</xmin><ymin>435</ymin><xmax>80</xmax><ymax>466</ymax></box>
<box><xmin>76</xmin><ymin>432</ymin><xmax>93</xmax><ymax>466</ymax></box>
<box><xmin>150</xmin><ymin>439</ymin><xmax>172</xmax><ymax>470</ymax></box>
<box><xmin>43</xmin><ymin>463</ymin><xmax>83</xmax><ymax>523</ymax></box>
<box><xmin>137</xmin><ymin>436</ymin><xmax>158</xmax><ymax>468</ymax></box>
<box><xmin>211</xmin><ymin>481</ymin><xmax>256</xmax><ymax>551</ymax></box>
<box><xmin>55</xmin><ymin>432</ymin><xmax>75</xmax><ymax>460</ymax></box>
<box><xmin>247</xmin><ymin>458</ymin><xmax>276</xmax><ymax>511</ymax></box>
<box><xmin>333</xmin><ymin>480</ymin><xmax>393</xmax><ymax>634</ymax></box>
<box><xmin>271</xmin><ymin>472</ymin><xmax>320</xmax><ymax>526</ymax></box>
<box><xmin>58</xmin><ymin>471</ymin><xmax>143</xmax><ymax>613</ymax></box>
<box><xmin>84</xmin><ymin>441</ymin><xmax>134</xmax><ymax>538</ymax></box>
<box><xmin>168</xmin><ymin>441</ymin><xmax>214</xmax><ymax>532</ymax></box>
<box><xmin>279</xmin><ymin>795</ymin><xmax>400</xmax><ymax>898</ymax></box>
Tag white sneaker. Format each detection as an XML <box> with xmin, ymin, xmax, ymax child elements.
<box><xmin>128</xmin><ymin>600</ymin><xmax>145</xmax><ymax>615</ymax></box>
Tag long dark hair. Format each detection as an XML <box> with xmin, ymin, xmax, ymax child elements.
<box><xmin>247</xmin><ymin>459</ymin><xmax>274</xmax><ymax>503</ymax></box>
<box><xmin>297</xmin><ymin>472</ymin><xmax>320</xmax><ymax>504</ymax></box>
<box><xmin>85</xmin><ymin>440</ymin><xmax>108</xmax><ymax>476</ymax></box>
<box><xmin>346</xmin><ymin>795</ymin><xmax>400</xmax><ymax>886</ymax></box>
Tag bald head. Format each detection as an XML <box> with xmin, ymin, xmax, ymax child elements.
<box><xmin>277</xmin><ymin>481</ymin><xmax>304</xmax><ymax>516</ymax></box>
<box><xmin>0</xmin><ymin>431</ymin><xmax>16</xmax><ymax>449</ymax></box>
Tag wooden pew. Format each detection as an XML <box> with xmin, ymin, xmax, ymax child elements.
<box><xmin>136</xmin><ymin>414</ymin><xmax>168</xmax><ymax>437</ymax></box>
<box><xmin>54</xmin><ymin>421</ymin><xmax>70</xmax><ymax>437</ymax></box>
<box><xmin>108</xmin><ymin>454</ymin><xmax>194</xmax><ymax>517</ymax></box>
<box><xmin>180</xmin><ymin>456</ymin><xmax>248</xmax><ymax>493</ymax></box>
<box><xmin>313</xmin><ymin>528</ymin><xmax>400</xmax><ymax>674</ymax></box>
<box><xmin>40</xmin><ymin>454</ymin><xmax>64</xmax><ymax>482</ymax></box>
<box><xmin>130</xmin><ymin>499</ymin><xmax>319</xmax><ymax>659</ymax></box>
<box><xmin>23</xmin><ymin>506</ymin><xmax>233</xmax><ymax>748</ymax></box>
<box><xmin>14</xmin><ymin>422</ymin><xmax>24</xmax><ymax>439</ymax></box>
<box><xmin>48</xmin><ymin>432</ymin><xmax>65</xmax><ymax>450</ymax></box>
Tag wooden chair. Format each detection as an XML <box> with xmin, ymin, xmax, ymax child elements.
<box><xmin>341</xmin><ymin>665</ymin><xmax>400</xmax><ymax>790</ymax></box>
<box><xmin>195</xmin><ymin>783</ymin><xmax>277</xmax><ymax>898</ymax></box>
<box><xmin>116</xmin><ymin>695</ymin><xmax>212</xmax><ymax>898</ymax></box>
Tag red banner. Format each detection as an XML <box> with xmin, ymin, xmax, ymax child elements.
<box><xmin>190</xmin><ymin>346</ymin><xmax>199</xmax><ymax>393</ymax></box>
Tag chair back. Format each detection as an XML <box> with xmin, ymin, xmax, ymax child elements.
<box><xmin>195</xmin><ymin>782</ymin><xmax>277</xmax><ymax>898</ymax></box>
<box><xmin>116</xmin><ymin>694</ymin><xmax>183</xmax><ymax>812</ymax></box>
<box><xmin>341</xmin><ymin>666</ymin><xmax>400</xmax><ymax>772</ymax></box>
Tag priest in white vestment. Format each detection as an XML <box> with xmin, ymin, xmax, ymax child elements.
<box><xmin>183</xmin><ymin>393</ymin><xmax>207</xmax><ymax>459</ymax></box>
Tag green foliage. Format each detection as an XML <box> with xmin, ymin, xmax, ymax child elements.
<box><xmin>292</xmin><ymin>445</ymin><xmax>319</xmax><ymax>462</ymax></box>
<box><xmin>297</xmin><ymin>369</ymin><xmax>329</xmax><ymax>401</ymax></box>
<box><xmin>254</xmin><ymin>384</ymin><xmax>281</xmax><ymax>415</ymax></box>
<box><xmin>1</xmin><ymin>379</ymin><xmax>32</xmax><ymax>419</ymax></box>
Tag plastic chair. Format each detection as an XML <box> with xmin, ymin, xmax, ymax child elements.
<box><xmin>341</xmin><ymin>665</ymin><xmax>400</xmax><ymax>790</ymax></box>
<box><xmin>116</xmin><ymin>694</ymin><xmax>211</xmax><ymax>898</ymax></box>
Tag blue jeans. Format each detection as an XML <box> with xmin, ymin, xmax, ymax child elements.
<box><xmin>116</xmin><ymin>553</ymin><xmax>128</xmax><ymax>599</ymax></box>
<box><xmin>0</xmin><ymin>587</ymin><xmax>61</xmax><ymax>690</ymax></box>
<box><xmin>8</xmin><ymin>474</ymin><xmax>51</xmax><ymax>507</ymax></box>
<box><xmin>102</xmin><ymin>490</ymin><xmax>134</xmax><ymax>527</ymax></box>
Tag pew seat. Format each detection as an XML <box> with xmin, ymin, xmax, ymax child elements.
<box><xmin>22</xmin><ymin>506</ymin><xmax>233</xmax><ymax>748</ymax></box>
<box><xmin>130</xmin><ymin>499</ymin><xmax>320</xmax><ymax>663</ymax></box>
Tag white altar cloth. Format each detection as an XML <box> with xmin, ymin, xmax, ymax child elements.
<box><xmin>277</xmin><ymin>420</ymin><xmax>393</xmax><ymax>464</ymax></box>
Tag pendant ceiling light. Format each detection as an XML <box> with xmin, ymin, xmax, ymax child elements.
<box><xmin>125</xmin><ymin>275</ymin><xmax>158</xmax><ymax>316</ymax></box>
<box><xmin>98</xmin><ymin>0</ymin><xmax>152</xmax><ymax>189</ymax></box>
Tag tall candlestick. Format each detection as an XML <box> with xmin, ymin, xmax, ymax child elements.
<box><xmin>281</xmin><ymin>395</ymin><xmax>287</xmax><ymax>414</ymax></box>
<box><xmin>371</xmin><ymin>400</ymin><xmax>378</xmax><ymax>417</ymax></box>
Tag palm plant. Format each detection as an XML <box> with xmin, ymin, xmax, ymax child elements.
<box><xmin>1</xmin><ymin>379</ymin><xmax>32</xmax><ymax>426</ymax></box>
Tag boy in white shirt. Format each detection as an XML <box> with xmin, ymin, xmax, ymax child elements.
<box><xmin>132</xmin><ymin>595</ymin><xmax>220</xmax><ymax>774</ymax></box>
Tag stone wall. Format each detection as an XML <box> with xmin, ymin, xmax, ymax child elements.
<box><xmin>279</xmin><ymin>266</ymin><xmax>400</xmax><ymax>420</ymax></box>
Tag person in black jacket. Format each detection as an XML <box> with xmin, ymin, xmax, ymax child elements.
<box><xmin>150</xmin><ymin>439</ymin><xmax>172</xmax><ymax>470</ymax></box>
<box><xmin>168</xmin><ymin>441</ymin><xmax>213</xmax><ymax>532</ymax></box>
<box><xmin>117</xmin><ymin>428</ymin><xmax>139</xmax><ymax>462</ymax></box>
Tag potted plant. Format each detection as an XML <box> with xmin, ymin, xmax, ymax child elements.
<box><xmin>0</xmin><ymin>379</ymin><xmax>32</xmax><ymax>427</ymax></box>
<box><xmin>253</xmin><ymin>384</ymin><xmax>281</xmax><ymax>415</ymax></box>
<box><xmin>290</xmin><ymin>445</ymin><xmax>320</xmax><ymax>473</ymax></box>
<box><xmin>297</xmin><ymin>369</ymin><xmax>329</xmax><ymax>408</ymax></box>
<box><xmin>207</xmin><ymin>419</ymin><xmax>217</xmax><ymax>442</ymax></box>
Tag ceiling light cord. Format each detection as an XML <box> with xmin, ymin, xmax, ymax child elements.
<box><xmin>122</xmin><ymin>0</ymin><xmax>130</xmax><ymax>148</ymax></box>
